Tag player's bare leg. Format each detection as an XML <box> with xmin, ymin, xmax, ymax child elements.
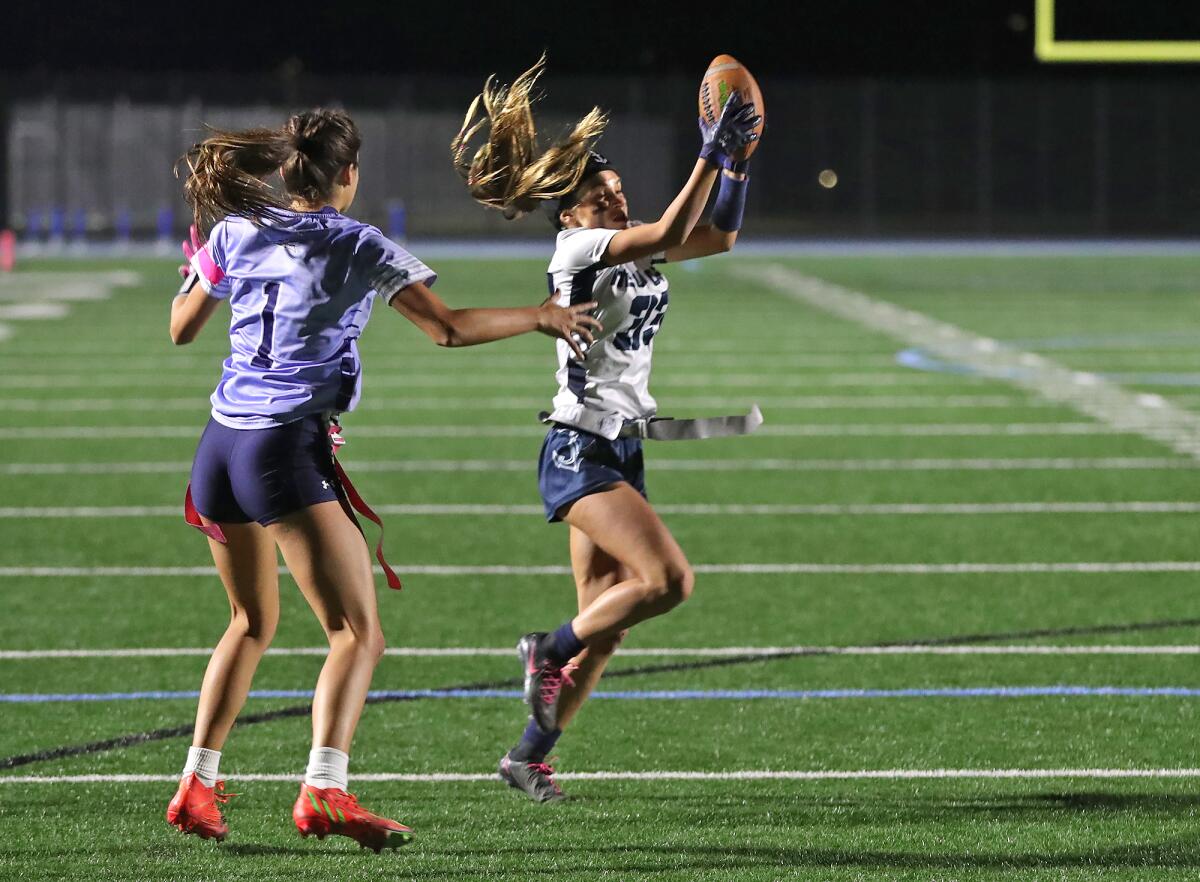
<box><xmin>268</xmin><ymin>500</ymin><xmax>384</xmax><ymax>753</ymax></box>
<box><xmin>555</xmin><ymin>527</ymin><xmax>630</xmax><ymax>729</ymax></box>
<box><xmin>518</xmin><ymin>482</ymin><xmax>692</xmax><ymax>732</ymax></box>
<box><xmin>562</xmin><ymin>484</ymin><xmax>693</xmax><ymax>640</ymax></box>
<box><xmin>501</xmin><ymin>528</ymin><xmax>630</xmax><ymax>802</ymax></box>
<box><xmin>191</xmin><ymin>520</ymin><xmax>280</xmax><ymax>747</ymax></box>
<box><xmin>269</xmin><ymin>500</ymin><xmax>413</xmax><ymax>850</ymax></box>
<box><xmin>168</xmin><ymin>519</ymin><xmax>278</xmax><ymax>840</ymax></box>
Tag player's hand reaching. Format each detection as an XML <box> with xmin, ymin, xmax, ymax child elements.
<box><xmin>698</xmin><ymin>91</ymin><xmax>761</xmax><ymax>169</ymax></box>
<box><xmin>537</xmin><ymin>294</ymin><xmax>603</xmax><ymax>361</ymax></box>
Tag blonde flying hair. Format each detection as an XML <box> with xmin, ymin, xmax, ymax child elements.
<box><xmin>452</xmin><ymin>55</ymin><xmax>608</xmax><ymax>220</ymax></box>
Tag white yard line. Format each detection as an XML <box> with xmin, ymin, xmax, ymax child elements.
<box><xmin>4</xmin><ymin>457</ymin><xmax>1195</xmax><ymax>476</ymax></box>
<box><xmin>1</xmin><ymin>644</ymin><xmax>1195</xmax><ymax>660</ymax></box>
<box><xmin>0</xmin><ymin>272</ymin><xmax>138</xmax><ymax>351</ymax></box>
<box><xmin>747</xmin><ymin>266</ymin><xmax>1200</xmax><ymax>458</ymax></box>
<box><xmin>3</xmin><ymin>561</ymin><xmax>1200</xmax><ymax>578</ymax></box>
<box><xmin>3</xmin><ymin>769</ymin><xmax>1199</xmax><ymax>784</ymax></box>
<box><xmin>756</xmin><ymin>423</ymin><xmax>1120</xmax><ymax>437</ymax></box>
<box><xmin>0</xmin><ymin>422</ymin><xmax>1132</xmax><ymax>441</ymax></box>
<box><xmin>0</xmin><ymin>303</ymin><xmax>69</xmax><ymax>320</ymax></box>
<box><xmin>0</xmin><ymin>338</ymin><xmax>875</xmax><ymax>357</ymax></box>
<box><xmin>5</xmin><ymin>501</ymin><xmax>1200</xmax><ymax>519</ymax></box>
<box><xmin>0</xmin><ymin>353</ymin><xmax>897</xmax><ymax>370</ymax></box>
<box><xmin>0</xmin><ymin>372</ymin><xmax>975</xmax><ymax>390</ymax></box>
<box><xmin>0</xmin><ymin>394</ymin><xmax>1046</xmax><ymax>412</ymax></box>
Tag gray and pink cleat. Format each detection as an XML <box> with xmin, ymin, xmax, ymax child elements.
<box><xmin>517</xmin><ymin>632</ymin><xmax>575</xmax><ymax>733</ymax></box>
<box><xmin>499</xmin><ymin>753</ymin><xmax>568</xmax><ymax>803</ymax></box>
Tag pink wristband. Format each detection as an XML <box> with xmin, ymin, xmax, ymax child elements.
<box><xmin>189</xmin><ymin>245</ymin><xmax>225</xmax><ymax>292</ymax></box>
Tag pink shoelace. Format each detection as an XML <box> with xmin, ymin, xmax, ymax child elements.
<box><xmin>538</xmin><ymin>661</ymin><xmax>578</xmax><ymax>705</ymax></box>
<box><xmin>530</xmin><ymin>761</ymin><xmax>563</xmax><ymax>795</ymax></box>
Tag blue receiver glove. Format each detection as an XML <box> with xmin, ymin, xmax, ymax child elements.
<box><xmin>698</xmin><ymin>91</ymin><xmax>762</xmax><ymax>169</ymax></box>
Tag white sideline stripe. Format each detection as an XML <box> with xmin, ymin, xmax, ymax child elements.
<box><xmin>0</xmin><ymin>422</ymin><xmax>1132</xmax><ymax>441</ymax></box>
<box><xmin>4</xmin><ymin>457</ymin><xmax>1195</xmax><ymax>476</ymax></box>
<box><xmin>7</xmin><ymin>501</ymin><xmax>1200</xmax><ymax>519</ymax></box>
<box><xmin>0</xmin><ymin>353</ymin><xmax>897</xmax><ymax>371</ymax></box>
<box><xmin>0</xmin><ymin>394</ymin><xmax>1045</xmax><ymax>412</ymax></box>
<box><xmin>0</xmin><ymin>372</ymin><xmax>963</xmax><ymax>390</ymax></box>
<box><xmin>757</xmin><ymin>423</ymin><xmax>1123</xmax><ymax>437</ymax></box>
<box><xmin>4</xmin><ymin>769</ymin><xmax>1200</xmax><ymax>784</ymax></box>
<box><xmin>748</xmin><ymin>266</ymin><xmax>1200</xmax><ymax>458</ymax></box>
<box><xmin>4</xmin><ymin>561</ymin><xmax>1200</xmax><ymax>578</ymax></box>
<box><xmin>1</xmin><ymin>644</ymin><xmax>1196</xmax><ymax>660</ymax></box>
<box><xmin>0</xmin><ymin>337</ymin><xmax>876</xmax><ymax>357</ymax></box>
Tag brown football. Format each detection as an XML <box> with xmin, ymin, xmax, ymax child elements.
<box><xmin>698</xmin><ymin>54</ymin><xmax>765</xmax><ymax>160</ymax></box>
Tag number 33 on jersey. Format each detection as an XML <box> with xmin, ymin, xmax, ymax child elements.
<box><xmin>545</xmin><ymin>226</ymin><xmax>670</xmax><ymax>438</ymax></box>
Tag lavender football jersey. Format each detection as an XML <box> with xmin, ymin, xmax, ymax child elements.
<box><xmin>189</xmin><ymin>207</ymin><xmax>435</xmax><ymax>429</ymax></box>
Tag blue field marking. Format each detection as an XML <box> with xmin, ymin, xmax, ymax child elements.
<box><xmin>3</xmin><ymin>686</ymin><xmax>1199</xmax><ymax>704</ymax></box>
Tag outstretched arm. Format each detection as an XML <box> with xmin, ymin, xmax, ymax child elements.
<box><xmin>664</xmin><ymin>164</ymin><xmax>750</xmax><ymax>262</ymax></box>
<box><xmin>602</xmin><ymin>159</ymin><xmax>720</xmax><ymax>265</ymax></box>
<box><xmin>390</xmin><ymin>281</ymin><xmax>601</xmax><ymax>359</ymax></box>
<box><xmin>603</xmin><ymin>94</ymin><xmax>760</xmax><ymax>266</ymax></box>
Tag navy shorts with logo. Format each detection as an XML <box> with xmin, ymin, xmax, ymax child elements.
<box><xmin>189</xmin><ymin>415</ymin><xmax>342</xmax><ymax>526</ymax></box>
<box><xmin>537</xmin><ymin>425</ymin><xmax>647</xmax><ymax>522</ymax></box>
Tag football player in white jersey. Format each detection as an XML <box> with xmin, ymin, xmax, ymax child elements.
<box><xmin>165</xmin><ymin>108</ymin><xmax>600</xmax><ymax>846</ymax></box>
<box><xmin>454</xmin><ymin>59</ymin><xmax>759</xmax><ymax>801</ymax></box>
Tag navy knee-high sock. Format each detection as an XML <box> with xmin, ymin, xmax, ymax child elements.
<box><xmin>509</xmin><ymin>718</ymin><xmax>562</xmax><ymax>763</ymax></box>
<box><xmin>541</xmin><ymin>620</ymin><xmax>584</xmax><ymax>665</ymax></box>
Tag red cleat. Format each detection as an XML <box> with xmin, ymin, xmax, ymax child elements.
<box><xmin>293</xmin><ymin>783</ymin><xmax>414</xmax><ymax>852</ymax></box>
<box><xmin>166</xmin><ymin>773</ymin><xmax>235</xmax><ymax>841</ymax></box>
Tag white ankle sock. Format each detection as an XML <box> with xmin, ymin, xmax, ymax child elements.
<box><xmin>304</xmin><ymin>747</ymin><xmax>349</xmax><ymax>790</ymax></box>
<box><xmin>182</xmin><ymin>746</ymin><xmax>221</xmax><ymax>788</ymax></box>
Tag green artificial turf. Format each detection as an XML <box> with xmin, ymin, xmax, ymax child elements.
<box><xmin>0</xmin><ymin>253</ymin><xmax>1197</xmax><ymax>880</ymax></box>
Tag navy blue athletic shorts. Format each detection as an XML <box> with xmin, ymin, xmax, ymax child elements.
<box><xmin>189</xmin><ymin>415</ymin><xmax>342</xmax><ymax>526</ymax></box>
<box><xmin>537</xmin><ymin>425</ymin><xmax>646</xmax><ymax>523</ymax></box>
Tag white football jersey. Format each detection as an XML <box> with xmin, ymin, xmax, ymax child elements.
<box><xmin>545</xmin><ymin>226</ymin><xmax>669</xmax><ymax>439</ymax></box>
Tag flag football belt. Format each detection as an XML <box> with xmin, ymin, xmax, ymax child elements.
<box><xmin>183</xmin><ymin>419</ymin><xmax>402</xmax><ymax>591</ymax></box>
<box><xmin>540</xmin><ymin>404</ymin><xmax>763</xmax><ymax>441</ymax></box>
<box><xmin>327</xmin><ymin>419</ymin><xmax>402</xmax><ymax>590</ymax></box>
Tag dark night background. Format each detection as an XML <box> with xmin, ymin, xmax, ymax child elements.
<box><xmin>6</xmin><ymin>1</ymin><xmax>1200</xmax><ymax>237</ymax></box>
<box><xmin>5</xmin><ymin>1</ymin><xmax>1198</xmax><ymax>79</ymax></box>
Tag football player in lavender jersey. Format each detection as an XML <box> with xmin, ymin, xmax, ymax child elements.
<box><xmin>165</xmin><ymin>108</ymin><xmax>600</xmax><ymax>847</ymax></box>
<box><xmin>454</xmin><ymin>60</ymin><xmax>758</xmax><ymax>801</ymax></box>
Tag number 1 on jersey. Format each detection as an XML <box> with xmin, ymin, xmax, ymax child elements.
<box><xmin>250</xmin><ymin>282</ymin><xmax>280</xmax><ymax>369</ymax></box>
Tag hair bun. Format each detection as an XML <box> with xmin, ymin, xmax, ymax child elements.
<box><xmin>292</xmin><ymin>134</ymin><xmax>322</xmax><ymax>156</ymax></box>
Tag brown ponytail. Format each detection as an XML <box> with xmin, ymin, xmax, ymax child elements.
<box><xmin>451</xmin><ymin>55</ymin><xmax>608</xmax><ymax>220</ymax></box>
<box><xmin>179</xmin><ymin>109</ymin><xmax>362</xmax><ymax>232</ymax></box>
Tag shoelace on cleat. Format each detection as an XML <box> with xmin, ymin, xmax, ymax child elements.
<box><xmin>328</xmin><ymin>790</ymin><xmax>365</xmax><ymax>823</ymax></box>
<box><xmin>538</xmin><ymin>662</ymin><xmax>575</xmax><ymax>705</ymax></box>
<box><xmin>326</xmin><ymin>791</ymin><xmax>402</xmax><ymax>829</ymax></box>
<box><xmin>529</xmin><ymin>761</ymin><xmax>563</xmax><ymax>795</ymax></box>
<box><xmin>186</xmin><ymin>780</ymin><xmax>234</xmax><ymax>824</ymax></box>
